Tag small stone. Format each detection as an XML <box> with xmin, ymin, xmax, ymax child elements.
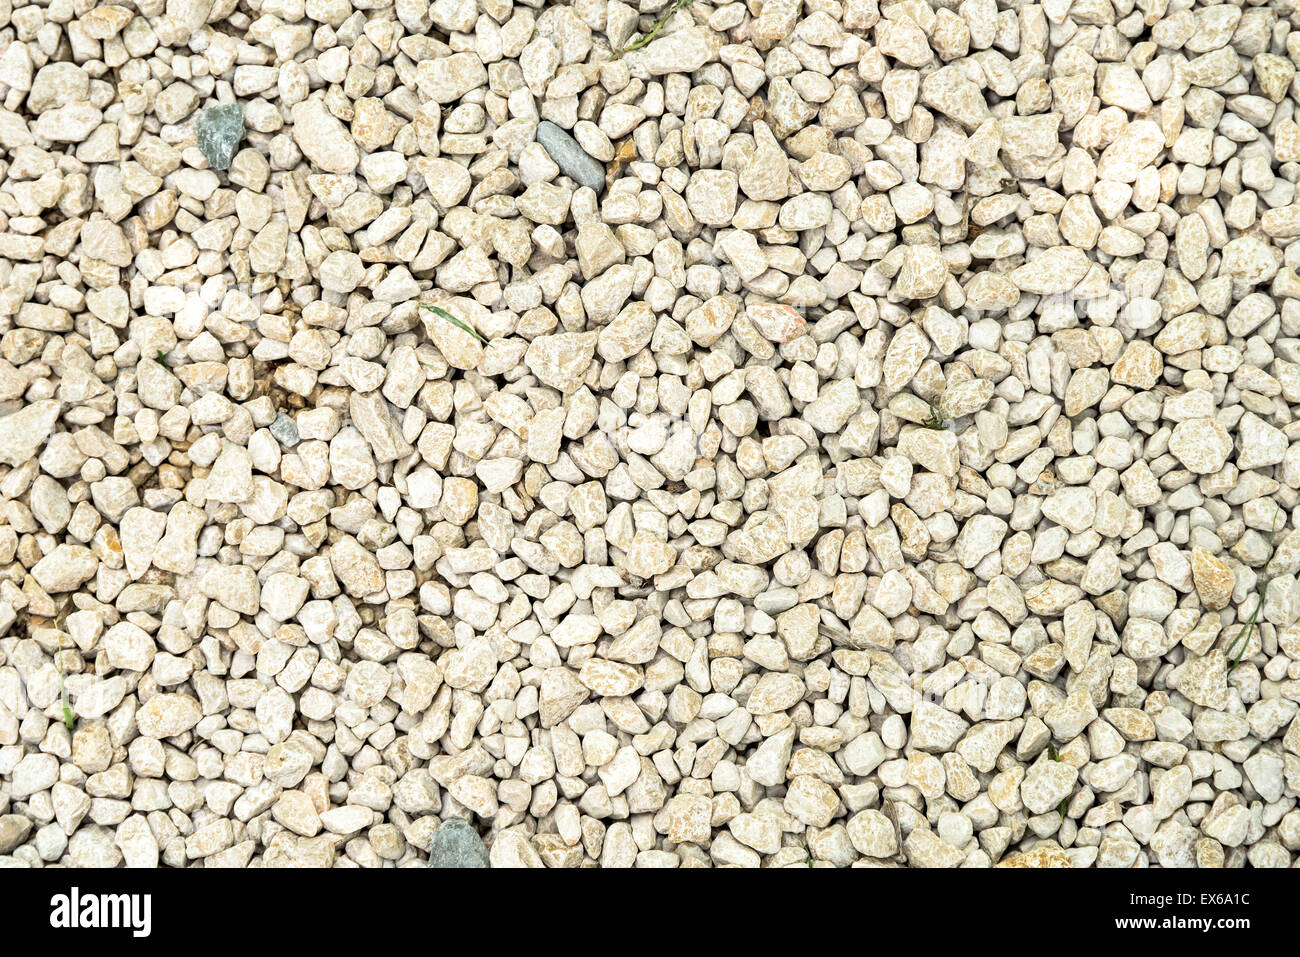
<box><xmin>525</xmin><ymin>332</ymin><xmax>597</xmax><ymax>393</ymax></box>
<box><xmin>1191</xmin><ymin>547</ymin><xmax>1234</xmax><ymax>610</ymax></box>
<box><xmin>0</xmin><ymin>399</ymin><xmax>60</xmax><ymax>466</ymax></box>
<box><xmin>0</xmin><ymin>815</ymin><xmax>33</xmax><ymax>853</ymax></box>
<box><xmin>195</xmin><ymin>103</ymin><xmax>245</xmax><ymax>171</ymax></box>
<box><xmin>997</xmin><ymin>842</ymin><xmax>1074</xmax><ymax>867</ymax></box>
<box><xmin>1169</xmin><ymin>418</ymin><xmax>1233</xmax><ymax>474</ymax></box>
<box><xmin>535</xmin><ymin>121</ymin><xmax>605</xmax><ymax>193</ymax></box>
<box><xmin>32</xmin><ymin>544</ymin><xmax>99</xmax><ymax>592</ymax></box>
<box><xmin>135</xmin><ymin>694</ymin><xmax>203</xmax><ymax>738</ymax></box>
<box><xmin>270</xmin><ymin>413</ymin><xmax>299</xmax><ymax>447</ymax></box>
<box><xmin>291</xmin><ymin>99</ymin><xmax>360</xmax><ymax>174</ymax></box>
<box><xmin>427</xmin><ymin>818</ymin><xmax>490</xmax><ymax>868</ymax></box>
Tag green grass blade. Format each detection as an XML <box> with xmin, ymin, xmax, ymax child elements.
<box><xmin>62</xmin><ymin>681</ymin><xmax>74</xmax><ymax>731</ymax></box>
<box><xmin>611</xmin><ymin>0</ymin><xmax>695</xmax><ymax>59</ymax></box>
<box><xmin>421</xmin><ymin>304</ymin><xmax>487</xmax><ymax>344</ymax></box>
<box><xmin>57</xmin><ymin>639</ymin><xmax>75</xmax><ymax>731</ymax></box>
<box><xmin>1225</xmin><ymin>508</ymin><xmax>1285</xmax><ymax>676</ymax></box>
<box><xmin>1227</xmin><ymin>594</ymin><xmax>1262</xmax><ymax>675</ymax></box>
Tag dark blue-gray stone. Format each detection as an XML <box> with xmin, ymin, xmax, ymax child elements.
<box><xmin>535</xmin><ymin>120</ymin><xmax>606</xmax><ymax>193</ymax></box>
<box><xmin>196</xmin><ymin>103</ymin><xmax>245</xmax><ymax>171</ymax></box>
<box><xmin>427</xmin><ymin>818</ymin><xmax>489</xmax><ymax>868</ymax></box>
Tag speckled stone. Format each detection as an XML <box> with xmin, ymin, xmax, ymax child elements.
<box><xmin>535</xmin><ymin>121</ymin><xmax>605</xmax><ymax>193</ymax></box>
<box><xmin>270</xmin><ymin>412</ymin><xmax>299</xmax><ymax>447</ymax></box>
<box><xmin>195</xmin><ymin>103</ymin><xmax>245</xmax><ymax>171</ymax></box>
<box><xmin>427</xmin><ymin>818</ymin><xmax>490</xmax><ymax>868</ymax></box>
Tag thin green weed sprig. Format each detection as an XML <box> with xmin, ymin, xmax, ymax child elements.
<box><xmin>57</xmin><ymin>635</ymin><xmax>74</xmax><ymax>731</ymax></box>
<box><xmin>420</xmin><ymin>303</ymin><xmax>487</xmax><ymax>344</ymax></box>
<box><xmin>611</xmin><ymin>0</ymin><xmax>695</xmax><ymax>59</ymax></box>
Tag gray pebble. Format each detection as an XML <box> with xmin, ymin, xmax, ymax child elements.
<box><xmin>755</xmin><ymin>587</ymin><xmax>800</xmax><ymax>615</ymax></box>
<box><xmin>427</xmin><ymin>818</ymin><xmax>490</xmax><ymax>868</ymax></box>
<box><xmin>195</xmin><ymin>103</ymin><xmax>245</xmax><ymax>171</ymax></box>
<box><xmin>535</xmin><ymin>120</ymin><xmax>606</xmax><ymax>194</ymax></box>
<box><xmin>270</xmin><ymin>412</ymin><xmax>299</xmax><ymax>447</ymax></box>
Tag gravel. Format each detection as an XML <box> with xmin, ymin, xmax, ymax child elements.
<box><xmin>0</xmin><ymin>0</ymin><xmax>1299</xmax><ymax>870</ymax></box>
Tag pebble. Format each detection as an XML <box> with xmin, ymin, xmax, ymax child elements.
<box><xmin>535</xmin><ymin>121</ymin><xmax>607</xmax><ymax>194</ymax></box>
<box><xmin>427</xmin><ymin>818</ymin><xmax>491</xmax><ymax>869</ymax></box>
<box><xmin>195</xmin><ymin>103</ymin><xmax>245</xmax><ymax>172</ymax></box>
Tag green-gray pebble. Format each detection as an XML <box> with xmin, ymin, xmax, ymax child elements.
<box><xmin>196</xmin><ymin>103</ymin><xmax>245</xmax><ymax>171</ymax></box>
<box><xmin>535</xmin><ymin>120</ymin><xmax>606</xmax><ymax>193</ymax></box>
<box><xmin>270</xmin><ymin>412</ymin><xmax>299</xmax><ymax>447</ymax></box>
<box><xmin>427</xmin><ymin>818</ymin><xmax>490</xmax><ymax>868</ymax></box>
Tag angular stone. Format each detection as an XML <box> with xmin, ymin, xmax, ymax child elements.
<box><xmin>997</xmin><ymin>842</ymin><xmax>1073</xmax><ymax>867</ymax></box>
<box><xmin>291</xmin><ymin>99</ymin><xmax>359</xmax><ymax>174</ymax></box>
<box><xmin>32</xmin><ymin>543</ymin><xmax>98</xmax><ymax>592</ymax></box>
<box><xmin>1169</xmin><ymin>417</ymin><xmax>1232</xmax><ymax>474</ymax></box>
<box><xmin>1191</xmin><ymin>547</ymin><xmax>1234</xmax><ymax>611</ymax></box>
<box><xmin>136</xmin><ymin>693</ymin><xmax>203</xmax><ymax>738</ymax></box>
<box><xmin>195</xmin><ymin>102</ymin><xmax>244</xmax><ymax>171</ymax></box>
<box><xmin>525</xmin><ymin>332</ymin><xmax>597</xmax><ymax>393</ymax></box>
<box><xmin>428</xmin><ymin>818</ymin><xmax>490</xmax><ymax>868</ymax></box>
<box><xmin>0</xmin><ymin>399</ymin><xmax>60</xmax><ymax>466</ymax></box>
